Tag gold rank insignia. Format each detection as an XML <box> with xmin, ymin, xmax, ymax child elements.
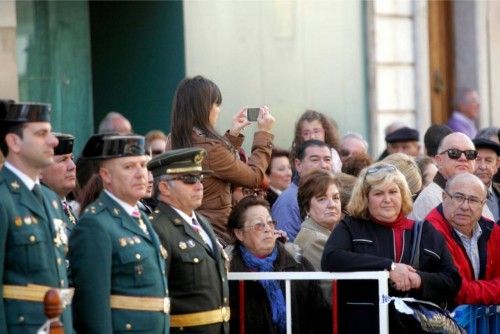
<box><xmin>113</xmin><ymin>208</ymin><xmax>120</xmax><ymax>216</ymax></box>
<box><xmin>160</xmin><ymin>245</ymin><xmax>168</xmax><ymax>259</ymax></box>
<box><xmin>174</xmin><ymin>218</ymin><xmax>182</xmax><ymax>224</ymax></box>
<box><xmin>15</xmin><ymin>217</ymin><xmax>22</xmax><ymax>227</ymax></box>
<box><xmin>178</xmin><ymin>241</ymin><xmax>187</xmax><ymax>250</ymax></box>
<box><xmin>194</xmin><ymin>152</ymin><xmax>204</xmax><ymax>164</ymax></box>
<box><xmin>119</xmin><ymin>238</ymin><xmax>127</xmax><ymax>247</ymax></box>
<box><xmin>10</xmin><ymin>181</ymin><xmax>20</xmax><ymax>189</ymax></box>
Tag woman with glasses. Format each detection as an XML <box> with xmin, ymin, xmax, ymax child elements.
<box><xmin>227</xmin><ymin>196</ymin><xmax>330</xmax><ymax>334</ymax></box>
<box><xmin>321</xmin><ymin>162</ymin><xmax>460</xmax><ymax>333</ymax></box>
<box><xmin>169</xmin><ymin>75</ymin><xmax>275</xmax><ymax>245</ymax></box>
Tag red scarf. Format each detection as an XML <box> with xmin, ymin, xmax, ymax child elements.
<box><xmin>370</xmin><ymin>212</ymin><xmax>414</xmax><ymax>262</ymax></box>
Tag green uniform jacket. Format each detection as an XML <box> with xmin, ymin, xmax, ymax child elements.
<box><xmin>150</xmin><ymin>202</ymin><xmax>230</xmax><ymax>334</ymax></box>
<box><xmin>69</xmin><ymin>191</ymin><xmax>169</xmax><ymax>333</ymax></box>
<box><xmin>0</xmin><ymin>167</ymin><xmax>72</xmax><ymax>334</ymax></box>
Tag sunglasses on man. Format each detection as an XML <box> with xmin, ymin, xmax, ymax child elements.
<box><xmin>437</xmin><ymin>148</ymin><xmax>478</xmax><ymax>161</ymax></box>
<box><xmin>167</xmin><ymin>174</ymin><xmax>204</xmax><ymax>185</ymax></box>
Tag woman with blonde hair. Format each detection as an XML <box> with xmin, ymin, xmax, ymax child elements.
<box><xmin>321</xmin><ymin>162</ymin><xmax>460</xmax><ymax>333</ymax></box>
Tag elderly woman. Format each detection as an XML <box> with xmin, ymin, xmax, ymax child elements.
<box><xmin>227</xmin><ymin>196</ymin><xmax>330</xmax><ymax>334</ymax></box>
<box><xmin>321</xmin><ymin>162</ymin><xmax>460</xmax><ymax>333</ymax></box>
<box><xmin>295</xmin><ymin>169</ymin><xmax>341</xmax><ymax>271</ymax></box>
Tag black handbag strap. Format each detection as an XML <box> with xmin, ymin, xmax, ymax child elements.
<box><xmin>409</xmin><ymin>220</ymin><xmax>423</xmax><ymax>269</ymax></box>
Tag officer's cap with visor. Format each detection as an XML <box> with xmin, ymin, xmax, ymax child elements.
<box><xmin>80</xmin><ymin>133</ymin><xmax>146</xmax><ymax>160</ymax></box>
<box><xmin>147</xmin><ymin>147</ymin><xmax>212</xmax><ymax>178</ymax></box>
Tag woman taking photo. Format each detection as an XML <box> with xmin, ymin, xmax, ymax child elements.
<box><xmin>227</xmin><ymin>196</ymin><xmax>330</xmax><ymax>334</ymax></box>
<box><xmin>169</xmin><ymin>75</ymin><xmax>275</xmax><ymax>245</ymax></box>
<box><xmin>321</xmin><ymin>162</ymin><xmax>460</xmax><ymax>333</ymax></box>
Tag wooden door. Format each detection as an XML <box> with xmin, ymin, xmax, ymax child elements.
<box><xmin>428</xmin><ymin>0</ymin><xmax>455</xmax><ymax>124</ymax></box>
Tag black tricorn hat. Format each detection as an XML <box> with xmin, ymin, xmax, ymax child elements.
<box><xmin>81</xmin><ymin>133</ymin><xmax>146</xmax><ymax>160</ymax></box>
<box><xmin>385</xmin><ymin>127</ymin><xmax>419</xmax><ymax>143</ymax></box>
<box><xmin>147</xmin><ymin>147</ymin><xmax>212</xmax><ymax>178</ymax></box>
<box><xmin>53</xmin><ymin>133</ymin><xmax>75</xmax><ymax>155</ymax></box>
<box><xmin>472</xmin><ymin>138</ymin><xmax>500</xmax><ymax>155</ymax></box>
<box><xmin>0</xmin><ymin>102</ymin><xmax>51</xmax><ymax>123</ymax></box>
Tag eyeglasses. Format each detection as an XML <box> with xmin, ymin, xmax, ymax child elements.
<box><xmin>167</xmin><ymin>174</ymin><xmax>204</xmax><ymax>185</ymax></box>
<box><xmin>438</xmin><ymin>148</ymin><xmax>478</xmax><ymax>161</ymax></box>
<box><xmin>242</xmin><ymin>188</ymin><xmax>267</xmax><ymax>198</ymax></box>
<box><xmin>244</xmin><ymin>220</ymin><xmax>277</xmax><ymax>232</ymax></box>
<box><xmin>444</xmin><ymin>191</ymin><xmax>485</xmax><ymax>209</ymax></box>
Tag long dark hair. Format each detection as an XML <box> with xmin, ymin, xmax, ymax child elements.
<box><xmin>170</xmin><ymin>75</ymin><xmax>224</xmax><ymax>149</ymax></box>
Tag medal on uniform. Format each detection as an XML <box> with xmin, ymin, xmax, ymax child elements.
<box><xmin>127</xmin><ymin>237</ymin><xmax>135</xmax><ymax>245</ymax></box>
<box><xmin>133</xmin><ymin>236</ymin><xmax>141</xmax><ymax>244</ymax></box>
<box><xmin>186</xmin><ymin>239</ymin><xmax>196</xmax><ymax>248</ymax></box>
<box><xmin>160</xmin><ymin>245</ymin><xmax>168</xmax><ymax>259</ymax></box>
<box><xmin>15</xmin><ymin>216</ymin><xmax>22</xmax><ymax>227</ymax></box>
<box><xmin>178</xmin><ymin>241</ymin><xmax>187</xmax><ymax>250</ymax></box>
<box><xmin>24</xmin><ymin>216</ymin><xmax>32</xmax><ymax>225</ymax></box>
<box><xmin>32</xmin><ymin>216</ymin><xmax>38</xmax><ymax>224</ymax></box>
<box><xmin>119</xmin><ymin>238</ymin><xmax>127</xmax><ymax>247</ymax></box>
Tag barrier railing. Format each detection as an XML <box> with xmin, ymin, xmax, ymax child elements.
<box><xmin>452</xmin><ymin>304</ymin><xmax>500</xmax><ymax>334</ymax></box>
<box><xmin>228</xmin><ymin>271</ymin><xmax>390</xmax><ymax>334</ymax></box>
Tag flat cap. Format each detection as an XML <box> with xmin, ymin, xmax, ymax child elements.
<box><xmin>385</xmin><ymin>127</ymin><xmax>419</xmax><ymax>143</ymax></box>
<box><xmin>472</xmin><ymin>138</ymin><xmax>500</xmax><ymax>155</ymax></box>
<box><xmin>53</xmin><ymin>133</ymin><xmax>75</xmax><ymax>155</ymax></box>
<box><xmin>148</xmin><ymin>147</ymin><xmax>212</xmax><ymax>178</ymax></box>
<box><xmin>0</xmin><ymin>102</ymin><xmax>51</xmax><ymax>123</ymax></box>
<box><xmin>81</xmin><ymin>133</ymin><xmax>145</xmax><ymax>160</ymax></box>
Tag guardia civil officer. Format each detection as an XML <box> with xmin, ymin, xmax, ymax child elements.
<box><xmin>0</xmin><ymin>100</ymin><xmax>73</xmax><ymax>333</ymax></box>
<box><xmin>148</xmin><ymin>147</ymin><xmax>230</xmax><ymax>334</ymax></box>
<box><xmin>40</xmin><ymin>133</ymin><xmax>78</xmax><ymax>236</ymax></box>
<box><xmin>68</xmin><ymin>133</ymin><xmax>170</xmax><ymax>333</ymax></box>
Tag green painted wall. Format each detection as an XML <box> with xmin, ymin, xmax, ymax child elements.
<box><xmin>16</xmin><ymin>0</ymin><xmax>94</xmax><ymax>155</ymax></box>
<box><xmin>89</xmin><ymin>1</ymin><xmax>185</xmax><ymax>136</ymax></box>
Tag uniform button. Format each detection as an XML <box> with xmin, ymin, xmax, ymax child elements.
<box><xmin>18</xmin><ymin>315</ymin><xmax>24</xmax><ymax>323</ymax></box>
<box><xmin>125</xmin><ymin>323</ymin><xmax>132</xmax><ymax>330</ymax></box>
<box><xmin>135</xmin><ymin>253</ymin><xmax>141</xmax><ymax>260</ymax></box>
<box><xmin>224</xmin><ymin>297</ymin><xmax>228</xmax><ymax>303</ymax></box>
<box><xmin>60</xmin><ymin>279</ymin><xmax>64</xmax><ymax>287</ymax></box>
<box><xmin>193</xmin><ymin>258</ymin><xmax>199</xmax><ymax>263</ymax></box>
<box><xmin>29</xmin><ymin>235</ymin><xmax>36</xmax><ymax>242</ymax></box>
<box><xmin>57</xmin><ymin>258</ymin><xmax>62</xmax><ymax>265</ymax></box>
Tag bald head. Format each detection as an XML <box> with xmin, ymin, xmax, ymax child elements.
<box><xmin>435</xmin><ymin>132</ymin><xmax>476</xmax><ymax>179</ymax></box>
<box><xmin>443</xmin><ymin>173</ymin><xmax>486</xmax><ymax>237</ymax></box>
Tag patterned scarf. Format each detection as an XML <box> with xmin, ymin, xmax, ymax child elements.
<box><xmin>239</xmin><ymin>246</ymin><xmax>286</xmax><ymax>333</ymax></box>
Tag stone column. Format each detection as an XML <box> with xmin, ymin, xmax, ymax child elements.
<box><xmin>0</xmin><ymin>0</ymin><xmax>18</xmax><ymax>100</ymax></box>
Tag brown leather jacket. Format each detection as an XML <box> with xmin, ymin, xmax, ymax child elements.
<box><xmin>167</xmin><ymin>129</ymin><xmax>273</xmax><ymax>244</ymax></box>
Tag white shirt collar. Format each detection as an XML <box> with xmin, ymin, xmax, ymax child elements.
<box><xmin>454</xmin><ymin>222</ymin><xmax>482</xmax><ymax>241</ymax></box>
<box><xmin>4</xmin><ymin>161</ymin><xmax>39</xmax><ymax>190</ymax></box>
<box><xmin>171</xmin><ymin>206</ymin><xmax>196</xmax><ymax>225</ymax></box>
<box><xmin>104</xmin><ymin>189</ymin><xmax>138</xmax><ymax>217</ymax></box>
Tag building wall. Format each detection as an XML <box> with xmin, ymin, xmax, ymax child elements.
<box><xmin>183</xmin><ymin>0</ymin><xmax>368</xmax><ymax>152</ymax></box>
<box><xmin>487</xmin><ymin>1</ymin><xmax>500</xmax><ymax>126</ymax></box>
<box><xmin>16</xmin><ymin>0</ymin><xmax>93</xmax><ymax>154</ymax></box>
<box><xmin>0</xmin><ymin>0</ymin><xmax>19</xmax><ymax>100</ymax></box>
<box><xmin>89</xmin><ymin>1</ymin><xmax>185</xmax><ymax>137</ymax></box>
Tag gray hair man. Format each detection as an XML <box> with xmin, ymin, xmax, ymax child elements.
<box><xmin>425</xmin><ymin>173</ymin><xmax>500</xmax><ymax>304</ymax></box>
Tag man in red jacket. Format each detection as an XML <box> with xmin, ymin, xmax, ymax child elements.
<box><xmin>425</xmin><ymin>172</ymin><xmax>500</xmax><ymax>305</ymax></box>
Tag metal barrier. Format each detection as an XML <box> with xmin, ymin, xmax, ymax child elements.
<box><xmin>228</xmin><ymin>271</ymin><xmax>390</xmax><ymax>334</ymax></box>
<box><xmin>452</xmin><ymin>304</ymin><xmax>500</xmax><ymax>334</ymax></box>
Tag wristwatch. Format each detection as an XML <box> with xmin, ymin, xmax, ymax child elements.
<box><xmin>390</xmin><ymin>262</ymin><xmax>396</xmax><ymax>271</ymax></box>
